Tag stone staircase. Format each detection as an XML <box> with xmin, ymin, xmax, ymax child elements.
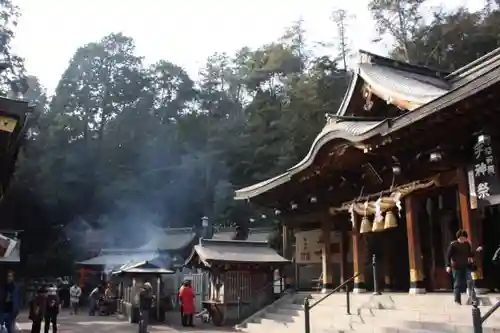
<box><xmin>235</xmin><ymin>292</ymin><xmax>500</xmax><ymax>332</ymax></box>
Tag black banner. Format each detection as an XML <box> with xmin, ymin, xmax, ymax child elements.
<box><xmin>471</xmin><ymin>138</ymin><xmax>500</xmax><ymax>207</ymax></box>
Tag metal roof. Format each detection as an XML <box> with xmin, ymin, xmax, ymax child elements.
<box><xmin>186</xmin><ymin>239</ymin><xmax>288</xmax><ymax>265</ymax></box>
<box><xmin>113</xmin><ymin>259</ymin><xmax>175</xmax><ymax>275</ymax></box>
<box><xmin>77</xmin><ymin>250</ymin><xmax>158</xmax><ymax>267</ymax></box>
<box><xmin>358</xmin><ymin>62</ymin><xmax>449</xmax><ymax>110</ymax></box>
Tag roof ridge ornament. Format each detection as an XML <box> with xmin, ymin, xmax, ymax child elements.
<box><xmin>325</xmin><ymin>113</ymin><xmax>336</xmax><ymax>124</ymax></box>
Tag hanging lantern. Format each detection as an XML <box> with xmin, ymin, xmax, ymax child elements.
<box><xmin>360</xmin><ymin>216</ymin><xmax>372</xmax><ymax>234</ymax></box>
<box><xmin>384</xmin><ymin>211</ymin><xmax>398</xmax><ymax>230</ymax></box>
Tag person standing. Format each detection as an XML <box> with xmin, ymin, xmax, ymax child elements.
<box><xmin>178</xmin><ymin>280</ymin><xmax>195</xmax><ymax>327</ymax></box>
<box><xmin>69</xmin><ymin>283</ymin><xmax>82</xmax><ymax>315</ymax></box>
<box><xmin>88</xmin><ymin>285</ymin><xmax>100</xmax><ymax>316</ymax></box>
<box><xmin>446</xmin><ymin>230</ymin><xmax>475</xmax><ymax>305</ymax></box>
<box><xmin>0</xmin><ymin>270</ymin><xmax>20</xmax><ymax>333</ymax></box>
<box><xmin>44</xmin><ymin>285</ymin><xmax>60</xmax><ymax>333</ymax></box>
<box><xmin>138</xmin><ymin>282</ymin><xmax>154</xmax><ymax>333</ymax></box>
<box><xmin>29</xmin><ymin>287</ymin><xmax>46</xmax><ymax>333</ymax></box>
<box><xmin>178</xmin><ymin>282</ymin><xmax>185</xmax><ymax>324</ymax></box>
<box><xmin>104</xmin><ymin>283</ymin><xmax>116</xmax><ymax>315</ymax></box>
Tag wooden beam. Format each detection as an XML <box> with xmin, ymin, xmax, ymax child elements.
<box><xmin>282</xmin><ymin>210</ymin><xmax>329</xmax><ymax>228</ymax></box>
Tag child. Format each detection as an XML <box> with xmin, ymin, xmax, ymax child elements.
<box><xmin>29</xmin><ymin>287</ymin><xmax>46</xmax><ymax>333</ymax></box>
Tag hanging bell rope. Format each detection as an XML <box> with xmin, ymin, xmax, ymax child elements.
<box><xmin>372</xmin><ymin>197</ymin><xmax>385</xmax><ymax>232</ymax></box>
<box><xmin>330</xmin><ymin>177</ymin><xmax>438</xmax><ymax>216</ymax></box>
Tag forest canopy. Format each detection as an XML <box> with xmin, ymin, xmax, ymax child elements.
<box><xmin>0</xmin><ymin>0</ymin><xmax>499</xmax><ymax>274</ymax></box>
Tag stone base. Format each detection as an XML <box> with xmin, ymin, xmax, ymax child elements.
<box><xmin>475</xmin><ymin>288</ymin><xmax>488</xmax><ymax>295</ymax></box>
<box><xmin>321</xmin><ymin>283</ymin><xmax>333</xmax><ymax>293</ymax></box>
<box><xmin>353</xmin><ymin>288</ymin><xmax>366</xmax><ymax>294</ymax></box>
<box><xmin>409</xmin><ymin>287</ymin><xmax>426</xmax><ymax>294</ymax></box>
<box><xmin>409</xmin><ymin>280</ymin><xmax>426</xmax><ymax>294</ymax></box>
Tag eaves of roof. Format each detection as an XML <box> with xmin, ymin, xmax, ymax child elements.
<box><xmin>234</xmin><ymin>119</ymin><xmax>387</xmax><ymax>200</ymax></box>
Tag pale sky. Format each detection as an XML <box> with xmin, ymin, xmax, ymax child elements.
<box><xmin>12</xmin><ymin>0</ymin><xmax>486</xmax><ymax>95</ymax></box>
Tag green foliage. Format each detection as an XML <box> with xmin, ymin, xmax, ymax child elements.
<box><xmin>1</xmin><ymin>1</ymin><xmax>500</xmax><ymax>274</ymax></box>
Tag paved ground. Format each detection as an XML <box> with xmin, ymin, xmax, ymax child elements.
<box><xmin>15</xmin><ymin>310</ymin><xmax>236</xmax><ymax>333</ymax></box>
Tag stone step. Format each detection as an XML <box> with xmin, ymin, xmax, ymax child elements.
<box><xmin>239</xmin><ymin>293</ymin><xmax>500</xmax><ymax>333</ymax></box>
<box><xmin>255</xmin><ymin>309</ymin><xmax>500</xmax><ymax>330</ymax></box>
<box><xmin>285</xmin><ymin>301</ymin><xmax>493</xmax><ymax>317</ymax></box>
<box><xmin>302</xmin><ymin>294</ymin><xmax>498</xmax><ymax>311</ymax></box>
<box><xmin>305</xmin><ymin>293</ymin><xmax>500</xmax><ymax>305</ymax></box>
<box><xmin>242</xmin><ymin>320</ymin><xmax>489</xmax><ymax>333</ymax></box>
<box><xmin>245</xmin><ymin>315</ymin><xmax>499</xmax><ymax>333</ymax></box>
<box><xmin>268</xmin><ymin>307</ymin><xmax>500</xmax><ymax>326</ymax></box>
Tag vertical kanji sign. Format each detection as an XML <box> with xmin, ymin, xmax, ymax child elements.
<box><xmin>471</xmin><ymin>137</ymin><xmax>500</xmax><ymax>207</ymax></box>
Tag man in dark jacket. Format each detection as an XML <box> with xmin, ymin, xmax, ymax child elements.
<box><xmin>0</xmin><ymin>270</ymin><xmax>20</xmax><ymax>333</ymax></box>
<box><xmin>446</xmin><ymin>229</ymin><xmax>475</xmax><ymax>305</ymax></box>
<box><xmin>29</xmin><ymin>287</ymin><xmax>46</xmax><ymax>333</ymax></box>
<box><xmin>44</xmin><ymin>285</ymin><xmax>60</xmax><ymax>333</ymax></box>
<box><xmin>138</xmin><ymin>282</ymin><xmax>154</xmax><ymax>333</ymax></box>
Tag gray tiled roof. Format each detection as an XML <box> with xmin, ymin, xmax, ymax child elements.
<box><xmin>188</xmin><ymin>239</ymin><xmax>288</xmax><ymax>264</ymax></box>
<box><xmin>114</xmin><ymin>258</ymin><xmax>175</xmax><ymax>275</ymax></box>
<box><xmin>359</xmin><ymin>62</ymin><xmax>449</xmax><ymax>109</ymax></box>
<box><xmin>139</xmin><ymin>227</ymin><xmax>196</xmax><ymax>251</ymax></box>
<box><xmin>212</xmin><ymin>227</ymin><xmax>274</xmax><ymax>242</ymax></box>
<box><xmin>78</xmin><ymin>250</ymin><xmax>158</xmax><ymax>267</ymax></box>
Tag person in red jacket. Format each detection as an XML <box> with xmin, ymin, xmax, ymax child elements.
<box><xmin>178</xmin><ymin>280</ymin><xmax>195</xmax><ymax>327</ymax></box>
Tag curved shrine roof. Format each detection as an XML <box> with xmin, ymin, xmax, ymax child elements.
<box><xmin>234</xmin><ymin>119</ymin><xmax>385</xmax><ymax>200</ymax></box>
<box><xmin>235</xmin><ymin>47</ymin><xmax>500</xmax><ymax>201</ymax></box>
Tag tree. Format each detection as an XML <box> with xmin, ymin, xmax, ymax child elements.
<box><xmin>0</xmin><ymin>0</ymin><xmax>26</xmax><ymax>95</ymax></box>
<box><xmin>10</xmin><ymin>2</ymin><xmax>500</xmax><ymax>276</ymax></box>
<box><xmin>368</xmin><ymin>0</ymin><xmax>426</xmax><ymax>62</ymax></box>
<box><xmin>331</xmin><ymin>8</ymin><xmax>355</xmax><ymax>70</ymax></box>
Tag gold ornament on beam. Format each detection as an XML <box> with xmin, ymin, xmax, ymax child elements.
<box><xmin>372</xmin><ymin>198</ymin><xmax>385</xmax><ymax>232</ymax></box>
<box><xmin>384</xmin><ymin>210</ymin><xmax>398</xmax><ymax>230</ymax></box>
<box><xmin>360</xmin><ymin>201</ymin><xmax>372</xmax><ymax>234</ymax></box>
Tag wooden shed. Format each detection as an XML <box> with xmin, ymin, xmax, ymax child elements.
<box><xmin>185</xmin><ymin>238</ymin><xmax>289</xmax><ymax>325</ymax></box>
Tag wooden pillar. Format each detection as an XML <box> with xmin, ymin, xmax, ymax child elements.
<box><xmin>405</xmin><ymin>195</ymin><xmax>426</xmax><ymax>294</ymax></box>
<box><xmin>384</xmin><ymin>239</ymin><xmax>392</xmax><ymax>291</ymax></box>
<box><xmin>339</xmin><ymin>229</ymin><xmax>349</xmax><ymax>288</ymax></box>
<box><xmin>352</xmin><ymin>214</ymin><xmax>366</xmax><ymax>293</ymax></box>
<box><xmin>457</xmin><ymin>168</ymin><xmax>484</xmax><ymax>288</ymax></box>
<box><xmin>321</xmin><ymin>219</ymin><xmax>333</xmax><ymax>292</ymax></box>
<box><xmin>282</xmin><ymin>224</ymin><xmax>289</xmax><ymax>258</ymax></box>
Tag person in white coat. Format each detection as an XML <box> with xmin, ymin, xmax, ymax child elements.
<box><xmin>69</xmin><ymin>284</ymin><xmax>82</xmax><ymax>315</ymax></box>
